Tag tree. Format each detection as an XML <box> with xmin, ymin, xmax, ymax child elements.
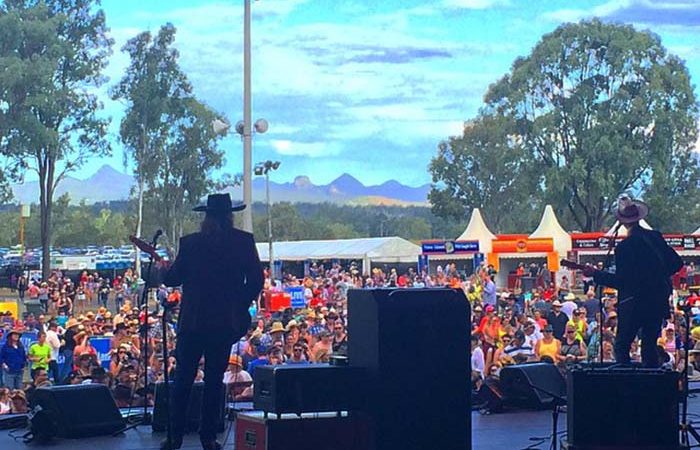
<box><xmin>0</xmin><ymin>0</ymin><xmax>112</xmax><ymax>279</ymax></box>
<box><xmin>111</xmin><ymin>23</ymin><xmax>190</xmax><ymax>273</ymax></box>
<box><xmin>432</xmin><ymin>20</ymin><xmax>700</xmax><ymax>232</ymax></box>
<box><xmin>429</xmin><ymin>116</ymin><xmax>540</xmax><ymax>232</ymax></box>
<box><xmin>113</xmin><ymin>24</ymin><xmax>224</xmax><ymax>254</ymax></box>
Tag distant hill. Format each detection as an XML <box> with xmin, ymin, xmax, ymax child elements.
<box><xmin>11</xmin><ymin>165</ymin><xmax>430</xmax><ymax>206</ymax></box>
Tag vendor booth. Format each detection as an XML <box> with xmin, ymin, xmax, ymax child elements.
<box><xmin>420</xmin><ymin>208</ymin><xmax>495</xmax><ymax>275</ymax></box>
<box><xmin>487</xmin><ymin>236</ymin><xmax>556</xmax><ymax>289</ymax></box>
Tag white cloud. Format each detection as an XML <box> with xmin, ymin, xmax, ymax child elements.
<box><xmin>271</xmin><ymin>140</ymin><xmax>341</xmax><ymax>157</ymax></box>
<box><xmin>542</xmin><ymin>0</ymin><xmax>631</xmax><ymax>22</ymax></box>
<box><xmin>443</xmin><ymin>0</ymin><xmax>511</xmax><ymax>9</ymax></box>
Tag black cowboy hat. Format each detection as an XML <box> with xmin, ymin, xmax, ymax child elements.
<box><xmin>193</xmin><ymin>193</ymin><xmax>246</xmax><ymax>213</ymax></box>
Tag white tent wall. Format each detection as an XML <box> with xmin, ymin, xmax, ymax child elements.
<box><xmin>255</xmin><ymin>237</ymin><xmax>421</xmax><ymax>274</ymax></box>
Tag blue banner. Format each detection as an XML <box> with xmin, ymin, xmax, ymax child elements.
<box><xmin>421</xmin><ymin>240</ymin><xmax>479</xmax><ymax>254</ymax></box>
<box><xmin>286</xmin><ymin>286</ymin><xmax>306</xmax><ymax>309</ymax></box>
<box><xmin>91</xmin><ymin>337</ymin><xmax>112</xmax><ymax>370</ymax></box>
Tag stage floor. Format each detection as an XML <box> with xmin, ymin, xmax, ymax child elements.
<box><xmin>3</xmin><ymin>396</ymin><xmax>700</xmax><ymax>449</ymax></box>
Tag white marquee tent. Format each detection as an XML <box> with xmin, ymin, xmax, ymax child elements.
<box><xmin>256</xmin><ymin>236</ymin><xmax>421</xmax><ymax>274</ymax></box>
<box><xmin>694</xmin><ymin>226</ymin><xmax>700</xmax><ymax>236</ymax></box>
<box><xmin>529</xmin><ymin>204</ymin><xmax>571</xmax><ymax>255</ymax></box>
<box><xmin>457</xmin><ymin>208</ymin><xmax>496</xmax><ymax>254</ymax></box>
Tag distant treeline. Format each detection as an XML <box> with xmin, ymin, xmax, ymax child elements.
<box><xmin>0</xmin><ymin>197</ymin><xmax>467</xmax><ymax>249</ymax></box>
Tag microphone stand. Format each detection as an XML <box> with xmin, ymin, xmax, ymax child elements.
<box><xmin>598</xmin><ymin>224</ymin><xmax>620</xmax><ymax>364</ymax></box>
<box><xmin>114</xmin><ymin>230</ymin><xmax>162</xmax><ymax>435</ymax></box>
<box><xmin>525</xmin><ymin>381</ymin><xmax>567</xmax><ymax>450</ymax></box>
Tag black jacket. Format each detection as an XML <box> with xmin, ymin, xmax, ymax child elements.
<box><xmin>164</xmin><ymin>228</ymin><xmax>263</xmax><ymax>337</ymax></box>
<box><xmin>594</xmin><ymin>227</ymin><xmax>682</xmax><ymax>318</ymax></box>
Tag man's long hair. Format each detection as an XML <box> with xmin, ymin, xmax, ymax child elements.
<box><xmin>201</xmin><ymin>212</ymin><xmax>234</xmax><ymax>236</ymax></box>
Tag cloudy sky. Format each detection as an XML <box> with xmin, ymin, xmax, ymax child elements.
<box><xmin>82</xmin><ymin>0</ymin><xmax>700</xmax><ymax>187</ymax></box>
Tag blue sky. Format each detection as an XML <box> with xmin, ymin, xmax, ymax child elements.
<box><xmin>75</xmin><ymin>0</ymin><xmax>700</xmax><ymax>187</ymax></box>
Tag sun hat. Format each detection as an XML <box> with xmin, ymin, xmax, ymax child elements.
<box><xmin>615</xmin><ymin>194</ymin><xmax>649</xmax><ymax>224</ymax></box>
<box><xmin>193</xmin><ymin>193</ymin><xmax>245</xmax><ymax>213</ymax></box>
<box><xmin>65</xmin><ymin>318</ymin><xmax>80</xmax><ymax>329</ymax></box>
<box><xmin>269</xmin><ymin>322</ymin><xmax>285</xmax><ymax>334</ymax></box>
<box><xmin>228</xmin><ymin>355</ymin><xmax>243</xmax><ymax>367</ymax></box>
<box><xmin>552</xmin><ymin>300</ymin><xmax>563</xmax><ymax>307</ymax></box>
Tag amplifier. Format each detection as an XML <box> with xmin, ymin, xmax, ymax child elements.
<box><xmin>566</xmin><ymin>367</ymin><xmax>680</xmax><ymax>449</ymax></box>
<box><xmin>253</xmin><ymin>364</ymin><xmax>365</xmax><ymax>415</ymax></box>
<box><xmin>235</xmin><ymin>411</ymin><xmax>370</xmax><ymax>450</ymax></box>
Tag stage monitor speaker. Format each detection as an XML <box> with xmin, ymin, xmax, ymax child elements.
<box><xmin>348</xmin><ymin>288</ymin><xmax>470</xmax><ymax>450</ymax></box>
<box><xmin>253</xmin><ymin>364</ymin><xmax>365</xmax><ymax>415</ymax></box>
<box><xmin>152</xmin><ymin>381</ymin><xmax>224</xmax><ymax>433</ymax></box>
<box><xmin>500</xmin><ymin>362</ymin><xmax>566</xmax><ymax>409</ymax></box>
<box><xmin>567</xmin><ymin>367</ymin><xmax>679</xmax><ymax>449</ymax></box>
<box><xmin>32</xmin><ymin>384</ymin><xmax>125</xmax><ymax>438</ymax></box>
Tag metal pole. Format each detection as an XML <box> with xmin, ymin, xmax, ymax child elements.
<box><xmin>267</xmin><ymin>172</ymin><xmax>273</xmax><ymax>279</ymax></box>
<box><xmin>242</xmin><ymin>0</ymin><xmax>253</xmax><ymax>232</ymax></box>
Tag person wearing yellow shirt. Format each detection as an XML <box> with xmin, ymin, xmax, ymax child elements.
<box><xmin>28</xmin><ymin>331</ymin><xmax>52</xmax><ymax>379</ymax></box>
<box><xmin>567</xmin><ymin>309</ymin><xmax>588</xmax><ymax>343</ymax></box>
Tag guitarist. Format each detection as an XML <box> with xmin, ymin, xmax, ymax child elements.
<box><xmin>157</xmin><ymin>193</ymin><xmax>263</xmax><ymax>450</ymax></box>
<box><xmin>581</xmin><ymin>195</ymin><xmax>682</xmax><ymax>368</ymax></box>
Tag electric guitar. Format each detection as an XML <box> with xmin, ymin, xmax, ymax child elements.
<box><xmin>560</xmin><ymin>259</ymin><xmax>589</xmax><ymax>272</ymax></box>
<box><xmin>129</xmin><ymin>235</ymin><xmax>163</xmax><ymax>263</ymax></box>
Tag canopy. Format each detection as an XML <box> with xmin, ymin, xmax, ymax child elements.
<box><xmin>256</xmin><ymin>236</ymin><xmax>421</xmax><ymax>264</ymax></box>
<box><xmin>605</xmin><ymin>220</ymin><xmax>652</xmax><ymax>237</ymax></box>
<box><xmin>457</xmin><ymin>208</ymin><xmax>496</xmax><ymax>254</ymax></box>
<box><xmin>529</xmin><ymin>205</ymin><xmax>571</xmax><ymax>254</ymax></box>
<box><xmin>694</xmin><ymin>226</ymin><xmax>700</xmax><ymax>235</ymax></box>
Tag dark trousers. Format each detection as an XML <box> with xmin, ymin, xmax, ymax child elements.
<box><xmin>170</xmin><ymin>331</ymin><xmax>235</xmax><ymax>442</ymax></box>
<box><xmin>615</xmin><ymin>305</ymin><xmax>662</xmax><ymax>367</ymax></box>
<box><xmin>48</xmin><ymin>360</ymin><xmax>60</xmax><ymax>384</ymax></box>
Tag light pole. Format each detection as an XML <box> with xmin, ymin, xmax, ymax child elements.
<box><xmin>255</xmin><ymin>160</ymin><xmax>280</xmax><ymax>278</ymax></box>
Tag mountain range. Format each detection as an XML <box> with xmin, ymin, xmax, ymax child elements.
<box><xmin>10</xmin><ymin>165</ymin><xmax>430</xmax><ymax>206</ymax></box>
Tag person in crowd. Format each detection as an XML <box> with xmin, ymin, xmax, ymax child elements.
<box><xmin>223</xmin><ymin>355</ymin><xmax>253</xmax><ymax>400</ymax></box>
<box><xmin>331</xmin><ymin>321</ymin><xmax>348</xmax><ymax>356</ymax></box>
<box><xmin>535</xmin><ymin>325</ymin><xmax>560</xmax><ymax>363</ymax></box>
<box><xmin>45</xmin><ymin>322</ymin><xmax>61</xmax><ymax>383</ymax></box>
<box><xmin>0</xmin><ymin>328</ymin><xmax>26</xmax><ymax>389</ymax></box>
<box><xmin>28</xmin><ymin>331</ymin><xmax>52</xmax><ymax>378</ymax></box>
<box><xmin>558</xmin><ymin>324</ymin><xmax>587</xmax><ymax>367</ymax></box>
<box><xmin>0</xmin><ymin>387</ymin><xmax>11</xmax><ymax>414</ymax></box>
<box><xmin>547</xmin><ymin>300</ymin><xmax>569</xmax><ymax>340</ymax></box>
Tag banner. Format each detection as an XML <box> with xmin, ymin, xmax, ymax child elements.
<box><xmin>286</xmin><ymin>286</ymin><xmax>306</xmax><ymax>309</ymax></box>
<box><xmin>421</xmin><ymin>240</ymin><xmax>479</xmax><ymax>254</ymax></box>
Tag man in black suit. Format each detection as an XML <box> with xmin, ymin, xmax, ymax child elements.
<box><xmin>584</xmin><ymin>196</ymin><xmax>682</xmax><ymax>367</ymax></box>
<box><xmin>161</xmin><ymin>194</ymin><xmax>263</xmax><ymax>450</ymax></box>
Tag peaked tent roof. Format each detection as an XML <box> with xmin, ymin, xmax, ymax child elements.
<box><xmin>529</xmin><ymin>205</ymin><xmax>571</xmax><ymax>254</ymax></box>
<box><xmin>694</xmin><ymin>226</ymin><xmax>700</xmax><ymax>235</ymax></box>
<box><xmin>255</xmin><ymin>236</ymin><xmax>421</xmax><ymax>263</ymax></box>
<box><xmin>457</xmin><ymin>208</ymin><xmax>496</xmax><ymax>254</ymax></box>
<box><xmin>605</xmin><ymin>220</ymin><xmax>652</xmax><ymax>237</ymax></box>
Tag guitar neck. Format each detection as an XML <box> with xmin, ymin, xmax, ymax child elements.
<box><xmin>560</xmin><ymin>259</ymin><xmax>587</xmax><ymax>272</ymax></box>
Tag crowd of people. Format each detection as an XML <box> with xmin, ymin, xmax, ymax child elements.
<box><xmin>0</xmin><ymin>259</ymin><xmax>698</xmax><ymax>416</ymax></box>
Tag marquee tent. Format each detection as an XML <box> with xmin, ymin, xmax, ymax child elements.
<box><xmin>457</xmin><ymin>208</ymin><xmax>496</xmax><ymax>254</ymax></box>
<box><xmin>256</xmin><ymin>236</ymin><xmax>422</xmax><ymax>274</ymax></box>
<box><xmin>694</xmin><ymin>226</ymin><xmax>700</xmax><ymax>236</ymax></box>
<box><xmin>529</xmin><ymin>205</ymin><xmax>571</xmax><ymax>257</ymax></box>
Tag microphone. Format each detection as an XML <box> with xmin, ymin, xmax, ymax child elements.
<box><xmin>152</xmin><ymin>229</ymin><xmax>163</xmax><ymax>245</ymax></box>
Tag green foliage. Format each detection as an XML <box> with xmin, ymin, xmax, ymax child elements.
<box><xmin>431</xmin><ymin>20</ymin><xmax>700</xmax><ymax>232</ymax></box>
<box><xmin>0</xmin><ymin>0</ymin><xmax>113</xmax><ymax>277</ymax></box>
<box><xmin>111</xmin><ymin>24</ymin><xmax>224</xmax><ymax>251</ymax></box>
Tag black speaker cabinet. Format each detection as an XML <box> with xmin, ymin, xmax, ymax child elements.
<box><xmin>348</xmin><ymin>288</ymin><xmax>470</xmax><ymax>450</ymax></box>
<box><xmin>152</xmin><ymin>381</ymin><xmax>224</xmax><ymax>433</ymax></box>
<box><xmin>32</xmin><ymin>384</ymin><xmax>125</xmax><ymax>438</ymax></box>
<box><xmin>253</xmin><ymin>364</ymin><xmax>365</xmax><ymax>415</ymax></box>
<box><xmin>500</xmin><ymin>362</ymin><xmax>566</xmax><ymax>409</ymax></box>
<box><xmin>567</xmin><ymin>367</ymin><xmax>680</xmax><ymax>449</ymax></box>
